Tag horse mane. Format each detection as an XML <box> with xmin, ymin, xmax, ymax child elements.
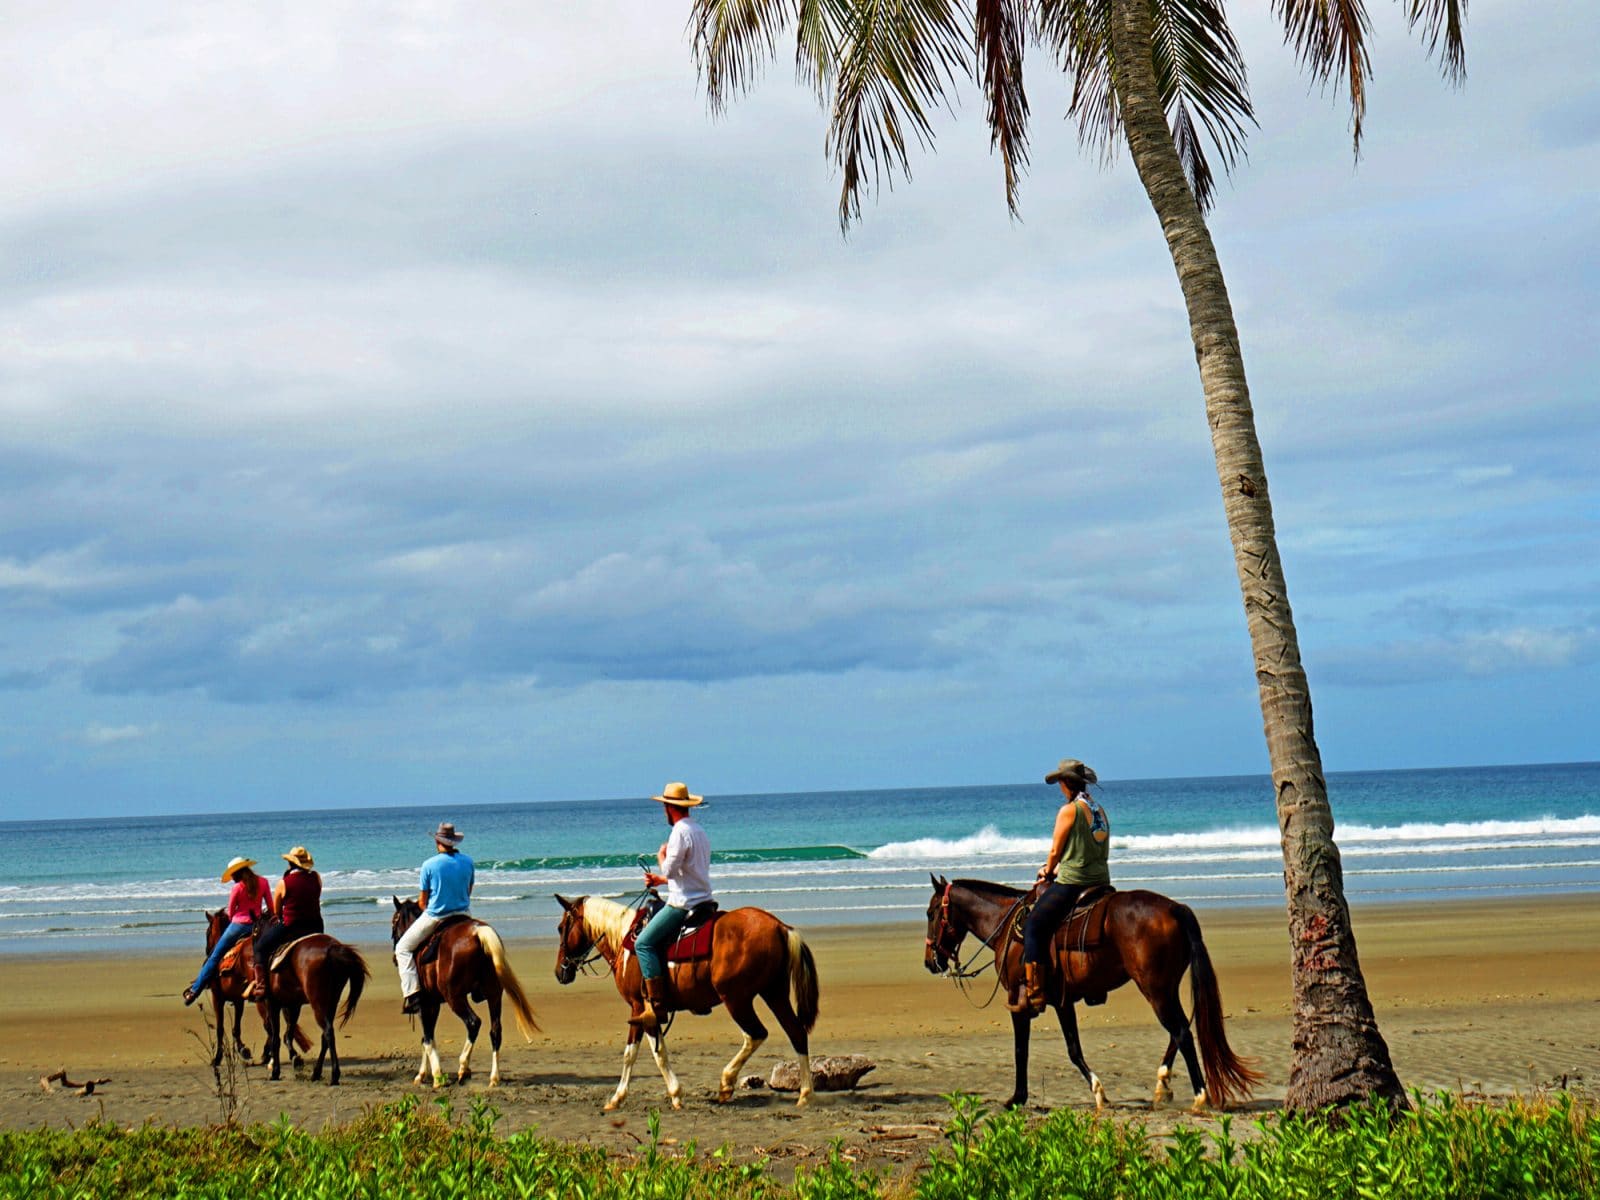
<box><xmin>953</xmin><ymin>878</ymin><xmax>1025</xmax><ymax>900</ymax></box>
<box><xmin>580</xmin><ymin>896</ymin><xmax>637</xmax><ymax>951</ymax></box>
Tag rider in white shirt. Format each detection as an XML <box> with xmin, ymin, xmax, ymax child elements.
<box><xmin>635</xmin><ymin>781</ymin><xmax>712</xmax><ymax>1031</ymax></box>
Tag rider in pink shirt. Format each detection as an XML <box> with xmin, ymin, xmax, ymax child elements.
<box><xmin>183</xmin><ymin>856</ymin><xmax>272</xmax><ymax>1005</ymax></box>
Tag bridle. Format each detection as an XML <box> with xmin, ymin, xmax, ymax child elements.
<box><xmin>927</xmin><ymin>881</ymin><xmax>1031</xmax><ymax>1008</ymax></box>
<box><xmin>556</xmin><ymin>910</ymin><xmax>611</xmax><ymax>981</ymax></box>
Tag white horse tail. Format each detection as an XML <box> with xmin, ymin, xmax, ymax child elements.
<box><xmin>476</xmin><ymin>924</ymin><xmax>540</xmax><ymax>1039</ymax></box>
<box><xmin>786</xmin><ymin>927</ymin><xmax>820</xmax><ymax>1033</ymax></box>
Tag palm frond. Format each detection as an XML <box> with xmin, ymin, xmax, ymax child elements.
<box><xmin>975</xmin><ymin>0</ymin><xmax>1032</xmax><ymax>215</ymax></box>
<box><xmin>689</xmin><ymin>0</ymin><xmax>800</xmax><ymax>113</ymax></box>
<box><xmin>826</xmin><ymin>0</ymin><xmax>971</xmax><ymax>227</ymax></box>
<box><xmin>1040</xmin><ymin>0</ymin><xmax>1252</xmax><ymax>212</ymax></box>
<box><xmin>1402</xmin><ymin>0</ymin><xmax>1467</xmax><ymax>82</ymax></box>
<box><xmin>1272</xmin><ymin>0</ymin><xmax>1374</xmax><ymax>152</ymax></box>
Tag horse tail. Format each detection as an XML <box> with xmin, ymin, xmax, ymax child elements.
<box><xmin>1174</xmin><ymin>903</ymin><xmax>1262</xmax><ymax>1109</ymax></box>
<box><xmin>329</xmin><ymin>943</ymin><xmax>369</xmax><ymax>1028</ymax></box>
<box><xmin>785</xmin><ymin>927</ymin><xmax>820</xmax><ymax>1034</ymax></box>
<box><xmin>476</xmin><ymin>924</ymin><xmax>540</xmax><ymax>1039</ymax></box>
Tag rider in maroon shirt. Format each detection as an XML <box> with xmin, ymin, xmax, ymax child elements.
<box><xmin>246</xmin><ymin>846</ymin><xmax>325</xmax><ymax>998</ymax></box>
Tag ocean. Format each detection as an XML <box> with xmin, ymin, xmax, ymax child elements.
<box><xmin>2</xmin><ymin>761</ymin><xmax>1596</xmax><ymax>957</ymax></box>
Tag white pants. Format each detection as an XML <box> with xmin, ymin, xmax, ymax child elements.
<box><xmin>396</xmin><ymin>911</ymin><xmax>447</xmax><ymax>998</ymax></box>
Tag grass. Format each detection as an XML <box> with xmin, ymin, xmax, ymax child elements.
<box><xmin>0</xmin><ymin>1092</ymin><xmax>1595</xmax><ymax>1199</ymax></box>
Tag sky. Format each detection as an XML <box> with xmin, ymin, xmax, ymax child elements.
<box><xmin>2</xmin><ymin>2</ymin><xmax>1596</xmax><ymax>820</ymax></box>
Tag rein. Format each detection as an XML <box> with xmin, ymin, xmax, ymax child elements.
<box><xmin>932</xmin><ymin>884</ymin><xmax>1030</xmax><ymax>1010</ymax></box>
<box><xmin>562</xmin><ymin>886</ymin><xmax>657</xmax><ymax>978</ymax></box>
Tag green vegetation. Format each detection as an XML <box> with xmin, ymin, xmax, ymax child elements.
<box><xmin>1</xmin><ymin>1092</ymin><xmax>1595</xmax><ymax>1199</ymax></box>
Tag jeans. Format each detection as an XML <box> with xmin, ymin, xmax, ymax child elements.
<box><xmin>190</xmin><ymin>920</ymin><xmax>252</xmax><ymax>994</ymax></box>
<box><xmin>395</xmin><ymin>911</ymin><xmax>452</xmax><ymax>998</ymax></box>
<box><xmin>1023</xmin><ymin>882</ymin><xmax>1085</xmax><ymax>964</ymax></box>
<box><xmin>634</xmin><ymin>903</ymin><xmax>689</xmax><ymax>981</ymax></box>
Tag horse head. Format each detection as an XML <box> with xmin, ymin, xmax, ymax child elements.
<box><xmin>552</xmin><ymin>893</ymin><xmax>594</xmax><ymax>985</ymax></box>
<box><xmin>204</xmin><ymin>908</ymin><xmax>228</xmax><ymax>953</ymax></box>
<box><xmin>924</xmin><ymin>874</ymin><xmax>964</xmax><ymax>975</ymax></box>
<box><xmin>390</xmin><ymin>895</ymin><xmax>421</xmax><ymax>948</ymax></box>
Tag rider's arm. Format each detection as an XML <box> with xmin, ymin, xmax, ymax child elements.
<box><xmin>417</xmin><ymin>888</ymin><xmax>430</xmax><ymax>909</ymax></box>
<box><xmin>1039</xmin><ymin>800</ymin><xmax>1082</xmax><ymax>880</ymax></box>
<box><xmin>271</xmin><ymin>878</ymin><xmax>286</xmax><ymax>919</ymax></box>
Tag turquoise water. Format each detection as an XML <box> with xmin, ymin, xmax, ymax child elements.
<box><xmin>2</xmin><ymin>761</ymin><xmax>1596</xmax><ymax>955</ymax></box>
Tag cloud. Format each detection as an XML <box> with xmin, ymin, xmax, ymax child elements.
<box><xmin>1319</xmin><ymin>623</ymin><xmax>1600</xmax><ymax>688</ymax></box>
<box><xmin>81</xmin><ymin>722</ymin><xmax>158</xmax><ymax>745</ymax></box>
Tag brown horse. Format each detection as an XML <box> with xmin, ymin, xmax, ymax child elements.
<box><xmin>389</xmin><ymin>898</ymin><xmax>539</xmax><ymax>1087</ymax></box>
<box><xmin>258</xmin><ymin>932</ymin><xmax>369</xmax><ymax>1085</ymax></box>
<box><xmin>201</xmin><ymin>910</ymin><xmax>310</xmax><ymax>1067</ymax></box>
<box><xmin>553</xmin><ymin>894</ymin><xmax>820</xmax><ymax>1110</ymax></box>
<box><xmin>924</xmin><ymin>875</ymin><xmax>1261</xmax><ymax>1112</ymax></box>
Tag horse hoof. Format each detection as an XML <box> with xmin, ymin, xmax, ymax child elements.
<box><xmin>433</xmin><ymin>1075</ymin><xmax>448</xmax><ymax>1089</ymax></box>
<box><xmin>796</xmin><ymin>1094</ymin><xmax>810</xmax><ymax>1109</ymax></box>
<box><xmin>669</xmin><ymin>1098</ymin><xmax>683</xmax><ymax>1111</ymax></box>
<box><xmin>1191</xmin><ymin>1090</ymin><xmax>1209</xmax><ymax>1113</ymax></box>
<box><xmin>1004</xmin><ymin>1094</ymin><xmax>1027</xmax><ymax>1110</ymax></box>
<box><xmin>603</xmin><ymin>1100</ymin><xmax>621</xmax><ymax>1112</ymax></box>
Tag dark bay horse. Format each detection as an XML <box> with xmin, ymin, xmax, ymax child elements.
<box><xmin>201</xmin><ymin>909</ymin><xmax>309</xmax><ymax>1067</ymax></box>
<box><xmin>924</xmin><ymin>875</ymin><xmax>1261</xmax><ymax>1111</ymax></box>
<box><xmin>554</xmin><ymin>894</ymin><xmax>820</xmax><ymax>1110</ymax></box>
<box><xmin>390</xmin><ymin>898</ymin><xmax>539</xmax><ymax>1087</ymax></box>
<box><xmin>259</xmin><ymin>932</ymin><xmax>369</xmax><ymax>1085</ymax></box>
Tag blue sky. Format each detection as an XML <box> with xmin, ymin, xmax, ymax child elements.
<box><xmin>3</xmin><ymin>2</ymin><xmax>1596</xmax><ymax>820</ymax></box>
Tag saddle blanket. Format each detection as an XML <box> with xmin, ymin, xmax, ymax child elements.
<box><xmin>269</xmin><ymin>934</ymin><xmax>322</xmax><ymax>973</ymax></box>
<box><xmin>622</xmin><ymin>912</ymin><xmax>720</xmax><ymax>963</ymax></box>
<box><xmin>418</xmin><ymin>913</ymin><xmax>478</xmax><ymax>966</ymax></box>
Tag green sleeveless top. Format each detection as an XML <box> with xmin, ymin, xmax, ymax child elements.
<box><xmin>1053</xmin><ymin>798</ymin><xmax>1111</xmax><ymax>886</ymax></box>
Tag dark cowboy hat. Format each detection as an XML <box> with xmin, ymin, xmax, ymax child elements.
<box><xmin>432</xmin><ymin>822</ymin><xmax>465</xmax><ymax>845</ymax></box>
<box><xmin>1044</xmin><ymin>759</ymin><xmax>1098</xmax><ymax>788</ymax></box>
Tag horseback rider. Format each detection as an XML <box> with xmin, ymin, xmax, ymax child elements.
<box><xmin>183</xmin><ymin>856</ymin><xmax>272</xmax><ymax>1005</ymax></box>
<box><xmin>244</xmin><ymin>845</ymin><xmax>325</xmax><ymax>1000</ymax></box>
<box><xmin>633</xmin><ymin>781</ymin><xmax>713</xmax><ymax>1032</ymax></box>
<box><xmin>395</xmin><ymin>822</ymin><xmax>475</xmax><ymax>1014</ymax></box>
<box><xmin>1015</xmin><ymin>758</ymin><xmax>1110</xmax><ymax>1015</ymax></box>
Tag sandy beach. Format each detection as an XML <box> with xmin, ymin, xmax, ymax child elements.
<box><xmin>3</xmin><ymin>896</ymin><xmax>1597</xmax><ymax>1171</ymax></box>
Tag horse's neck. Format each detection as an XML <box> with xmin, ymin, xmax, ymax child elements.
<box><xmin>957</xmin><ymin>888</ymin><xmax>1017</xmax><ymax>941</ymax></box>
<box><xmin>582</xmin><ymin>898</ymin><xmax>635</xmax><ymax>960</ymax></box>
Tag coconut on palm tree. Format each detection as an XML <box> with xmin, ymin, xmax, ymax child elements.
<box><xmin>687</xmin><ymin>0</ymin><xmax>1470</xmax><ymax>1110</ymax></box>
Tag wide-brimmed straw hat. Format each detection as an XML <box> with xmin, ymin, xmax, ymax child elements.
<box><xmin>1044</xmin><ymin>759</ymin><xmax>1098</xmax><ymax>789</ymax></box>
<box><xmin>281</xmin><ymin>846</ymin><xmax>314</xmax><ymax>870</ymax></box>
<box><xmin>432</xmin><ymin>822</ymin><xmax>465</xmax><ymax>845</ymax></box>
<box><xmin>651</xmin><ymin>781</ymin><xmax>704</xmax><ymax>808</ymax></box>
<box><xmin>220</xmin><ymin>856</ymin><xmax>257</xmax><ymax>883</ymax></box>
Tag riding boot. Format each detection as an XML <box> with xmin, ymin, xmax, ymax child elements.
<box><xmin>632</xmin><ymin>975</ymin><xmax>670</xmax><ymax>1032</ymax></box>
<box><xmin>1023</xmin><ymin>961</ymin><xmax>1048</xmax><ymax>1015</ymax></box>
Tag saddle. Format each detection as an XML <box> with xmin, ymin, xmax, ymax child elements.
<box><xmin>1010</xmin><ymin>884</ymin><xmax>1117</xmax><ymax>1008</ymax></box>
<box><xmin>417</xmin><ymin>913</ymin><xmax>477</xmax><ymax>967</ymax></box>
<box><xmin>622</xmin><ymin>900</ymin><xmax>721</xmax><ymax>963</ymax></box>
<box><xmin>219</xmin><ymin>939</ymin><xmax>251</xmax><ymax>977</ymax></box>
<box><xmin>268</xmin><ymin>934</ymin><xmax>321</xmax><ymax>974</ymax></box>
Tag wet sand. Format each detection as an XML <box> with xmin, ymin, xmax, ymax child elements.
<box><xmin>3</xmin><ymin>896</ymin><xmax>1598</xmax><ymax>1171</ymax></box>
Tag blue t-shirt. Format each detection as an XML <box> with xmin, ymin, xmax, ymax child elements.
<box><xmin>419</xmin><ymin>850</ymin><xmax>474</xmax><ymax>916</ymax></box>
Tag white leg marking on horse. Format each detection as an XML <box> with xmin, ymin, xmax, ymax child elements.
<box><xmin>718</xmin><ymin>1034</ymin><xmax>764</xmax><ymax>1102</ymax></box>
<box><xmin>428</xmin><ymin>1043</ymin><xmax>445</xmax><ymax>1088</ymax></box>
<box><xmin>489</xmin><ymin>1049</ymin><xmax>500</xmax><ymax>1087</ymax></box>
<box><xmin>458</xmin><ymin>1035</ymin><xmax>474</xmax><ymax>1080</ymax></box>
<box><xmin>1191</xmin><ymin>1088</ymin><xmax>1208</xmax><ymax>1113</ymax></box>
<box><xmin>415</xmin><ymin>1041</ymin><xmax>433</xmax><ymax>1085</ymax></box>
<box><xmin>1154</xmin><ymin>1064</ymin><xmax>1172</xmax><ymax>1108</ymax></box>
<box><xmin>797</xmin><ymin>1056</ymin><xmax>813</xmax><ymax>1108</ymax></box>
<box><xmin>646</xmin><ymin>1032</ymin><xmax>683</xmax><ymax>1110</ymax></box>
<box><xmin>1091</xmin><ymin>1073</ymin><xmax>1107</xmax><ymax>1112</ymax></box>
<box><xmin>604</xmin><ymin>1040</ymin><xmax>639</xmax><ymax>1112</ymax></box>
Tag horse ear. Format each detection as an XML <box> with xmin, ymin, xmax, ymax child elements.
<box><xmin>554</xmin><ymin>893</ymin><xmax>572</xmax><ymax>911</ymax></box>
<box><xmin>392</xmin><ymin>895</ymin><xmax>403</xmax><ymax>910</ymax></box>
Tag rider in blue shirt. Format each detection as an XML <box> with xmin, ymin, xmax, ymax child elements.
<box><xmin>395</xmin><ymin>822</ymin><xmax>475</xmax><ymax>1013</ymax></box>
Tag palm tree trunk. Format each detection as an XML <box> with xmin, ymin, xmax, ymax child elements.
<box><xmin>1107</xmin><ymin>0</ymin><xmax>1405</xmax><ymax>1110</ymax></box>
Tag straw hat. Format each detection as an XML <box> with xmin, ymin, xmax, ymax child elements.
<box><xmin>1044</xmin><ymin>759</ymin><xmax>1098</xmax><ymax>789</ymax></box>
<box><xmin>281</xmin><ymin>846</ymin><xmax>314</xmax><ymax>870</ymax></box>
<box><xmin>220</xmin><ymin>856</ymin><xmax>257</xmax><ymax>883</ymax></box>
<box><xmin>651</xmin><ymin>781</ymin><xmax>704</xmax><ymax>808</ymax></box>
<box><xmin>432</xmin><ymin>822</ymin><xmax>465</xmax><ymax>845</ymax></box>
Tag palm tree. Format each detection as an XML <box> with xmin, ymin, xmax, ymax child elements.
<box><xmin>687</xmin><ymin>0</ymin><xmax>1469</xmax><ymax>1110</ymax></box>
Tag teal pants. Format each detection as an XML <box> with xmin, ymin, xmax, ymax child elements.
<box><xmin>634</xmin><ymin>904</ymin><xmax>688</xmax><ymax>981</ymax></box>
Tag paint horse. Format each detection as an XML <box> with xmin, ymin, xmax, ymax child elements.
<box><xmin>201</xmin><ymin>909</ymin><xmax>310</xmax><ymax>1067</ymax></box>
<box><xmin>390</xmin><ymin>898</ymin><xmax>539</xmax><ymax>1087</ymax></box>
<box><xmin>258</xmin><ymin>931</ymin><xmax>369</xmax><ymax>1085</ymax></box>
<box><xmin>553</xmin><ymin>895</ymin><xmax>819</xmax><ymax>1111</ymax></box>
<box><xmin>924</xmin><ymin>875</ymin><xmax>1261</xmax><ymax>1111</ymax></box>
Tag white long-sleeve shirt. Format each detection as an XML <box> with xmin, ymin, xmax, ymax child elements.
<box><xmin>661</xmin><ymin>816</ymin><xmax>713</xmax><ymax>907</ymax></box>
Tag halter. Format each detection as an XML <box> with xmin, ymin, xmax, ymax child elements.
<box><xmin>557</xmin><ymin>885</ymin><xmax>656</xmax><ymax>980</ymax></box>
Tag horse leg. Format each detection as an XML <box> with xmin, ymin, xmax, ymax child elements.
<box><xmin>210</xmin><ymin>993</ymin><xmax>225</xmax><ymax>1067</ymax></box>
<box><xmin>1053</xmin><ymin>1002</ymin><xmax>1106</xmax><ymax>1111</ymax></box>
<box><xmin>415</xmin><ymin>1002</ymin><xmax>445</xmax><ymax>1087</ymax></box>
<box><xmin>311</xmin><ymin>994</ymin><xmax>332</xmax><ymax>1084</ymax></box>
<box><xmin>266</xmin><ymin>1002</ymin><xmax>283</xmax><ymax>1081</ymax></box>
<box><xmin>1154</xmin><ymin>1036</ymin><xmax>1178</xmax><ymax>1107</ymax></box>
<box><xmin>485</xmin><ymin>988</ymin><xmax>504</xmax><ymax>1087</ymax></box>
<box><xmin>757</xmin><ymin>981</ymin><xmax>811</xmax><ymax>1107</ymax></box>
<box><xmin>603</xmin><ymin>1026</ymin><xmax>642</xmax><ymax>1112</ymax></box>
<box><xmin>1005</xmin><ymin>1010</ymin><xmax>1031</xmax><ymax>1109</ymax></box>
<box><xmin>450</xmin><ymin>996</ymin><xmax>482</xmax><ymax>1085</ymax></box>
<box><xmin>230</xmin><ymin>999</ymin><xmax>251</xmax><ymax>1061</ymax></box>
<box><xmin>643</xmin><ymin>1028</ymin><xmax>684</xmax><ymax>1110</ymax></box>
<box><xmin>716</xmin><ymin>993</ymin><xmax>769</xmax><ymax>1105</ymax></box>
<box><xmin>1149</xmin><ymin>987</ymin><xmax>1206</xmax><ymax>1111</ymax></box>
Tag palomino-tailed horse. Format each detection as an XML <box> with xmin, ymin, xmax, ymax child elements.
<box><xmin>258</xmin><ymin>932</ymin><xmax>369</xmax><ymax>1085</ymax></box>
<box><xmin>553</xmin><ymin>894</ymin><xmax>820</xmax><ymax>1111</ymax></box>
<box><xmin>924</xmin><ymin>875</ymin><xmax>1261</xmax><ymax>1111</ymax></box>
<box><xmin>390</xmin><ymin>898</ymin><xmax>539</xmax><ymax>1087</ymax></box>
<box><xmin>201</xmin><ymin>909</ymin><xmax>309</xmax><ymax>1067</ymax></box>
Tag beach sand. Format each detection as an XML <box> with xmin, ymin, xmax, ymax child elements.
<box><xmin>3</xmin><ymin>896</ymin><xmax>1598</xmax><ymax>1172</ymax></box>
